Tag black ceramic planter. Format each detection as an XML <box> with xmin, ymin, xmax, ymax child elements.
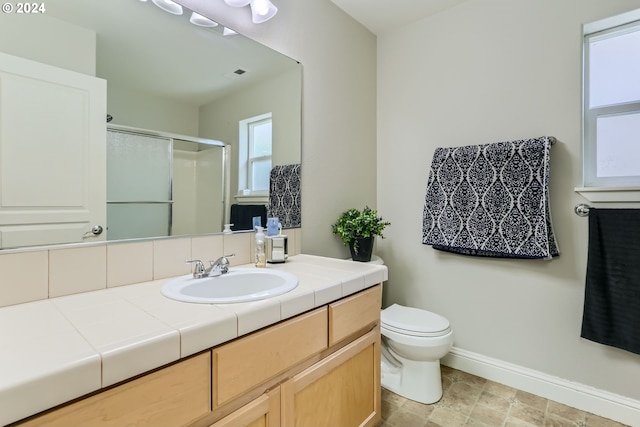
<box><xmin>349</xmin><ymin>237</ymin><xmax>374</xmax><ymax>262</ymax></box>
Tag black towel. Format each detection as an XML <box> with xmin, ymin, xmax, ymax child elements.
<box><xmin>230</xmin><ymin>204</ymin><xmax>267</xmax><ymax>231</ymax></box>
<box><xmin>581</xmin><ymin>208</ymin><xmax>640</xmax><ymax>355</ymax></box>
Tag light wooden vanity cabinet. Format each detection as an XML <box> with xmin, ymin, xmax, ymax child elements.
<box><xmin>212</xmin><ymin>307</ymin><xmax>328</xmax><ymax>408</ymax></box>
<box><xmin>280</xmin><ymin>328</ymin><xmax>380</xmax><ymax>427</ymax></box>
<box><xmin>210</xmin><ymin>387</ymin><xmax>281</xmax><ymax>427</ymax></box>
<box><xmin>12</xmin><ymin>284</ymin><xmax>382</xmax><ymax>427</ymax></box>
<box><xmin>16</xmin><ymin>352</ymin><xmax>211</xmax><ymax>427</ymax></box>
<box><xmin>277</xmin><ymin>285</ymin><xmax>383</xmax><ymax>427</ymax></box>
<box><xmin>329</xmin><ymin>285</ymin><xmax>382</xmax><ymax>346</ymax></box>
<box><xmin>209</xmin><ymin>285</ymin><xmax>382</xmax><ymax>427</ymax></box>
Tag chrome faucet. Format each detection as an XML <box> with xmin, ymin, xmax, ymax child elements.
<box><xmin>186</xmin><ymin>254</ymin><xmax>235</xmax><ymax>278</ymax></box>
<box><xmin>207</xmin><ymin>254</ymin><xmax>235</xmax><ymax>276</ymax></box>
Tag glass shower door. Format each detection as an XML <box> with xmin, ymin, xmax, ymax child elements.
<box><xmin>107</xmin><ymin>130</ymin><xmax>172</xmax><ymax>240</ymax></box>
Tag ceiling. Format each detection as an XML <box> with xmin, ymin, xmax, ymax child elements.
<box><xmin>329</xmin><ymin>0</ymin><xmax>467</xmax><ymax>35</ymax></box>
<box><xmin>45</xmin><ymin>0</ymin><xmax>297</xmax><ymax>107</ymax></box>
<box><xmin>42</xmin><ymin>0</ymin><xmax>464</xmax><ymax>106</ymax></box>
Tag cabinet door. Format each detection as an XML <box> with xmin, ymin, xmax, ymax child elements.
<box><xmin>329</xmin><ymin>284</ymin><xmax>381</xmax><ymax>346</ymax></box>
<box><xmin>16</xmin><ymin>352</ymin><xmax>211</xmax><ymax>427</ymax></box>
<box><xmin>210</xmin><ymin>387</ymin><xmax>280</xmax><ymax>427</ymax></box>
<box><xmin>281</xmin><ymin>327</ymin><xmax>381</xmax><ymax>427</ymax></box>
<box><xmin>0</xmin><ymin>51</ymin><xmax>106</xmax><ymax>248</ymax></box>
<box><xmin>213</xmin><ymin>307</ymin><xmax>327</xmax><ymax>408</ymax></box>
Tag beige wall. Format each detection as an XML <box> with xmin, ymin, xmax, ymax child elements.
<box><xmin>376</xmin><ymin>0</ymin><xmax>640</xmax><ymax>403</ymax></box>
<box><xmin>0</xmin><ymin>0</ymin><xmax>638</xmax><ymax>414</ymax></box>
<box><xmin>177</xmin><ymin>0</ymin><xmax>378</xmax><ymax>257</ymax></box>
<box><xmin>177</xmin><ymin>0</ymin><xmax>640</xmax><ymax>407</ymax></box>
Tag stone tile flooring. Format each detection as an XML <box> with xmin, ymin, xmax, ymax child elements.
<box><xmin>377</xmin><ymin>366</ymin><xmax>630</xmax><ymax>427</ymax></box>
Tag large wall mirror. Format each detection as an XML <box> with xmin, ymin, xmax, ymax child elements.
<box><xmin>0</xmin><ymin>0</ymin><xmax>301</xmax><ymax>249</ymax></box>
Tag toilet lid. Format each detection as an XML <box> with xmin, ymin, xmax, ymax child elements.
<box><xmin>381</xmin><ymin>304</ymin><xmax>451</xmax><ymax>337</ymax></box>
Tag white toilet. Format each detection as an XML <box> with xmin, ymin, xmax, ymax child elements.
<box><xmin>380</xmin><ymin>303</ymin><xmax>453</xmax><ymax>404</ymax></box>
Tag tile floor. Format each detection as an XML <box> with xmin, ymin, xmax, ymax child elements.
<box><xmin>377</xmin><ymin>366</ymin><xmax>630</xmax><ymax>427</ymax></box>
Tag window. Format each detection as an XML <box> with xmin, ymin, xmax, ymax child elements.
<box><xmin>238</xmin><ymin>113</ymin><xmax>272</xmax><ymax>196</ymax></box>
<box><xmin>583</xmin><ymin>11</ymin><xmax>640</xmax><ymax>188</ymax></box>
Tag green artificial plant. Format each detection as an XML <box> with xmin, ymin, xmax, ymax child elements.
<box><xmin>331</xmin><ymin>206</ymin><xmax>391</xmax><ymax>254</ymax></box>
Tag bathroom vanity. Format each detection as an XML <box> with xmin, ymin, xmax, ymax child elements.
<box><xmin>1</xmin><ymin>255</ymin><xmax>385</xmax><ymax>427</ymax></box>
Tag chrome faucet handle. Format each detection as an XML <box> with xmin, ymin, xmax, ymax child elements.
<box><xmin>186</xmin><ymin>259</ymin><xmax>206</xmax><ymax>278</ymax></box>
<box><xmin>208</xmin><ymin>254</ymin><xmax>235</xmax><ymax>275</ymax></box>
<box><xmin>209</xmin><ymin>253</ymin><xmax>235</xmax><ymax>265</ymax></box>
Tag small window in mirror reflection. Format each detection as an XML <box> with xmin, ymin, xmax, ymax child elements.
<box><xmin>239</xmin><ymin>113</ymin><xmax>272</xmax><ymax>195</ymax></box>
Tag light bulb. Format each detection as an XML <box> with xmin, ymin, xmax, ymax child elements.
<box><xmin>190</xmin><ymin>12</ymin><xmax>218</xmax><ymax>27</ymax></box>
<box><xmin>151</xmin><ymin>0</ymin><xmax>183</xmax><ymax>15</ymax></box>
<box><xmin>252</xmin><ymin>0</ymin><xmax>269</xmax><ymax>16</ymax></box>
<box><xmin>250</xmin><ymin>0</ymin><xmax>277</xmax><ymax>23</ymax></box>
<box><xmin>224</xmin><ymin>0</ymin><xmax>251</xmax><ymax>7</ymax></box>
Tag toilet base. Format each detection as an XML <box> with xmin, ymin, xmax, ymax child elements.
<box><xmin>381</xmin><ymin>352</ymin><xmax>443</xmax><ymax>404</ymax></box>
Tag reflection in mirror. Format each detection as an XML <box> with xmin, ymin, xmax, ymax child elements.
<box><xmin>106</xmin><ymin>126</ymin><xmax>225</xmax><ymax>240</ymax></box>
<box><xmin>0</xmin><ymin>0</ymin><xmax>301</xmax><ymax>249</ymax></box>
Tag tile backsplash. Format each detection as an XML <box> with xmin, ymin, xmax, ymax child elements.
<box><xmin>0</xmin><ymin>228</ymin><xmax>301</xmax><ymax>308</ymax></box>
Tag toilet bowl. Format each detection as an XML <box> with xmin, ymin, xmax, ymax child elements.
<box><xmin>380</xmin><ymin>303</ymin><xmax>453</xmax><ymax>404</ymax></box>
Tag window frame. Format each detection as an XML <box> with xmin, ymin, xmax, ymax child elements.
<box><xmin>582</xmin><ymin>10</ymin><xmax>640</xmax><ymax>188</ymax></box>
<box><xmin>237</xmin><ymin>112</ymin><xmax>272</xmax><ymax>197</ymax></box>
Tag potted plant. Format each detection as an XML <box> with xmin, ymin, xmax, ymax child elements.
<box><xmin>331</xmin><ymin>206</ymin><xmax>391</xmax><ymax>262</ymax></box>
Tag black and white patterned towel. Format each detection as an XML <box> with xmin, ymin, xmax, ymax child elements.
<box><xmin>422</xmin><ymin>137</ymin><xmax>559</xmax><ymax>259</ymax></box>
<box><xmin>268</xmin><ymin>164</ymin><xmax>301</xmax><ymax>228</ymax></box>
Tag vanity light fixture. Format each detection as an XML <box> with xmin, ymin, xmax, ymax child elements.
<box><xmin>250</xmin><ymin>0</ymin><xmax>277</xmax><ymax>23</ymax></box>
<box><xmin>190</xmin><ymin>12</ymin><xmax>219</xmax><ymax>27</ymax></box>
<box><xmin>143</xmin><ymin>0</ymin><xmax>248</xmax><ymax>34</ymax></box>
<box><xmin>223</xmin><ymin>0</ymin><xmax>278</xmax><ymax>23</ymax></box>
<box><xmin>151</xmin><ymin>0</ymin><xmax>183</xmax><ymax>15</ymax></box>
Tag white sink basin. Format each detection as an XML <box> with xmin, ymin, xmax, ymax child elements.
<box><xmin>161</xmin><ymin>268</ymin><xmax>298</xmax><ymax>304</ymax></box>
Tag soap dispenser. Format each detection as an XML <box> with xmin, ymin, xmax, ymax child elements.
<box><xmin>255</xmin><ymin>226</ymin><xmax>267</xmax><ymax>268</ymax></box>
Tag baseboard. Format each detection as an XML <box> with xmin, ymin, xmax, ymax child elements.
<box><xmin>442</xmin><ymin>347</ymin><xmax>640</xmax><ymax>427</ymax></box>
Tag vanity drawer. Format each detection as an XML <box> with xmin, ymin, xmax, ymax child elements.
<box><xmin>329</xmin><ymin>284</ymin><xmax>381</xmax><ymax>346</ymax></box>
<box><xmin>212</xmin><ymin>307</ymin><xmax>328</xmax><ymax>407</ymax></box>
<box><xmin>17</xmin><ymin>352</ymin><xmax>211</xmax><ymax>427</ymax></box>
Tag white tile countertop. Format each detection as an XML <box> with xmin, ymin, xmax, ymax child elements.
<box><xmin>0</xmin><ymin>254</ymin><xmax>387</xmax><ymax>426</ymax></box>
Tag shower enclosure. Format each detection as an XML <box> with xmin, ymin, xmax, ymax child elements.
<box><xmin>106</xmin><ymin>127</ymin><xmax>226</xmax><ymax>241</ymax></box>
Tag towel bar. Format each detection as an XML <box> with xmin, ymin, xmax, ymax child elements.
<box><xmin>575</xmin><ymin>203</ymin><xmax>591</xmax><ymax>217</ymax></box>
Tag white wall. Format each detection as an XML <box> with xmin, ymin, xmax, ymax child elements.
<box><xmin>107</xmin><ymin>85</ymin><xmax>200</xmax><ymax>136</ymax></box>
<box><xmin>0</xmin><ymin>14</ymin><xmax>95</xmax><ymax>76</ymax></box>
<box><xmin>376</xmin><ymin>0</ymin><xmax>640</xmax><ymax>406</ymax></box>
<box><xmin>199</xmin><ymin>67</ymin><xmax>302</xmax><ymax>198</ymax></box>
<box><xmin>177</xmin><ymin>0</ymin><xmax>378</xmax><ymax>257</ymax></box>
<box><xmin>0</xmin><ymin>11</ymin><xmax>199</xmax><ymax>138</ymax></box>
